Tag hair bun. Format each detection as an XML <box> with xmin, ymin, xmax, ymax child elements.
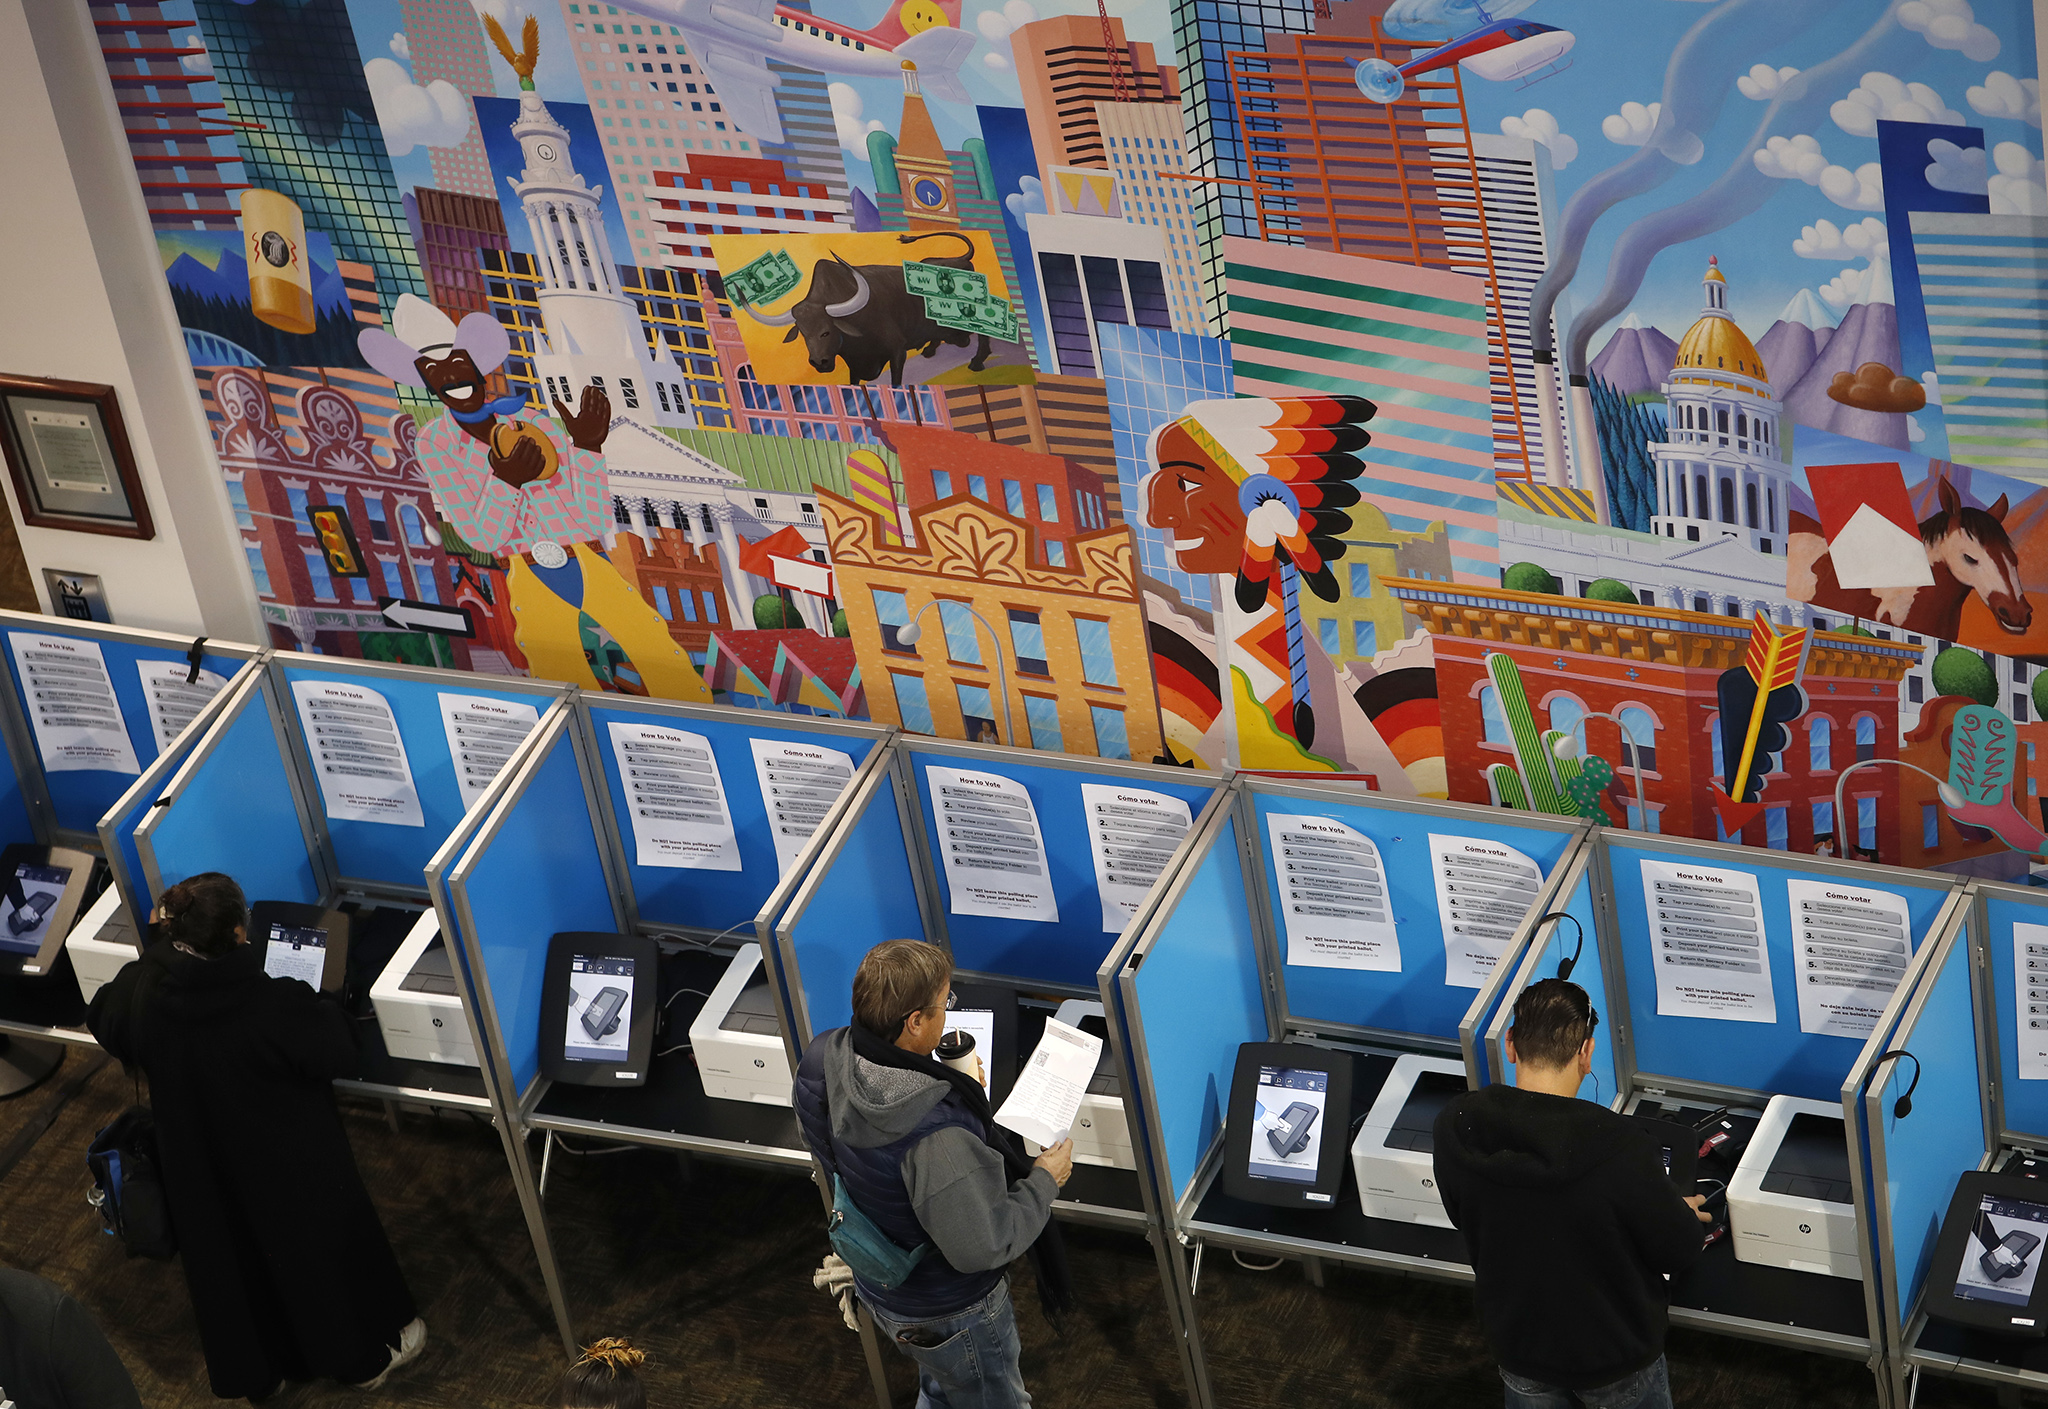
<box><xmin>577</xmin><ymin>1337</ymin><xmax>645</xmax><ymax>1375</ymax></box>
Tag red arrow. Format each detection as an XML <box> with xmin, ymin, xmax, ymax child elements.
<box><xmin>1709</xmin><ymin>785</ymin><xmax>1765</xmax><ymax>839</ymax></box>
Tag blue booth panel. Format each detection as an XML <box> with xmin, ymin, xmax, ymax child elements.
<box><xmin>447</xmin><ymin>718</ymin><xmax>623</xmax><ymax>1099</ymax></box>
<box><xmin>274</xmin><ymin>657</ymin><xmax>563</xmax><ymax>893</ymax></box>
<box><xmin>0</xmin><ymin>616</ymin><xmax>256</xmax><ymax>839</ymax></box>
<box><xmin>904</xmin><ymin>743</ymin><xmax>1223</xmax><ymax>990</ymax></box>
<box><xmin>0</xmin><ymin>690</ymin><xmax>33</xmax><ymax>852</ymax></box>
<box><xmin>583</xmin><ymin>699</ymin><xmax>886</xmax><ymax>938</ymax></box>
<box><xmin>1869</xmin><ymin>917</ymin><xmax>1989</xmax><ymax>1344</ymax></box>
<box><xmin>779</xmin><ymin>759</ymin><xmax>929</xmax><ymax>1044</ymax></box>
<box><xmin>1246</xmin><ymin>785</ymin><xmax>1583</xmax><ymax>1042</ymax></box>
<box><xmin>1123</xmin><ymin>808</ymin><xmax>1267</xmax><ymax>1211</ymax></box>
<box><xmin>1602</xmin><ymin>838</ymin><xmax>1956</xmax><ymax>1102</ymax></box>
<box><xmin>1480</xmin><ymin>851</ymin><xmax>1611</xmax><ymax>1104</ymax></box>
<box><xmin>1983</xmin><ymin>888</ymin><xmax>2048</xmax><ymax>1143</ymax></box>
<box><xmin>136</xmin><ymin>675</ymin><xmax>320</xmax><ymax>907</ymax></box>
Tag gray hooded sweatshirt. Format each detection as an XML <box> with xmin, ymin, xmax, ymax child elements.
<box><xmin>823</xmin><ymin>1029</ymin><xmax>1058</xmax><ymax>1274</ymax></box>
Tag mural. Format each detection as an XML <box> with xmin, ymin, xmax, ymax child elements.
<box><xmin>100</xmin><ymin>0</ymin><xmax>2048</xmax><ymax>878</ymax></box>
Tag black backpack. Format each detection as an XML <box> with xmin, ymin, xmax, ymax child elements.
<box><xmin>86</xmin><ymin>1107</ymin><xmax>176</xmax><ymax>1260</ymax></box>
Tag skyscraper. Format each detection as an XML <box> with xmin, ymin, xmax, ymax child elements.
<box><xmin>1096</xmin><ymin>101</ymin><xmax>1207</xmax><ymax>332</ymax></box>
<box><xmin>1458</xmin><ymin>132</ymin><xmax>1565</xmax><ymax>484</ymax></box>
<box><xmin>91</xmin><ymin>1</ymin><xmax>246</xmax><ymax>230</ymax></box>
<box><xmin>398</xmin><ymin>0</ymin><xmax>499</xmax><ymax>198</ymax></box>
<box><xmin>1907</xmin><ymin>210</ymin><xmax>2048</xmax><ymax>478</ymax></box>
<box><xmin>407</xmin><ymin>187</ymin><xmax>509</xmax><ymax>317</ymax></box>
<box><xmin>1008</xmin><ymin>13</ymin><xmax>1178</xmax><ymax>187</ymax></box>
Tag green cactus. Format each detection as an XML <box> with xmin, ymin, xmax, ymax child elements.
<box><xmin>1482</xmin><ymin>653</ymin><xmax>1612</xmax><ymax>823</ymax></box>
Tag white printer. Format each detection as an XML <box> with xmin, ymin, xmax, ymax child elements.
<box><xmin>1729</xmin><ymin>1093</ymin><xmax>1861</xmax><ymax>1280</ymax></box>
<box><xmin>1050</xmin><ymin>999</ymin><xmax>1136</xmax><ymax>1170</ymax></box>
<box><xmin>65</xmin><ymin>887</ymin><xmax>138</xmax><ymax>1003</ymax></box>
<box><xmin>370</xmin><ymin>909</ymin><xmax>477</xmax><ymax>1067</ymax></box>
<box><xmin>689</xmin><ymin>943</ymin><xmax>792</xmax><ymax>1106</ymax></box>
<box><xmin>1349</xmin><ymin>1053</ymin><xmax>1467</xmax><ymax>1226</ymax></box>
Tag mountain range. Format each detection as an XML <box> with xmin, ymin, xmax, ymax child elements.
<box><xmin>1589</xmin><ymin>314</ymin><xmax>1678</xmax><ymax>396</ymax></box>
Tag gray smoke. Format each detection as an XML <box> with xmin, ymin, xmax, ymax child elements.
<box><xmin>1565</xmin><ymin>3</ymin><xmax>1912</xmax><ymax>371</ymax></box>
<box><xmin>1526</xmin><ymin>0</ymin><xmax>1842</xmax><ymax>357</ymax></box>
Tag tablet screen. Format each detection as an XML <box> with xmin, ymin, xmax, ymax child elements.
<box><xmin>1247</xmin><ymin>1066</ymin><xmax>1328</xmax><ymax>1186</ymax></box>
<box><xmin>262</xmin><ymin>922</ymin><xmax>326</xmax><ymax>987</ymax></box>
<box><xmin>0</xmin><ymin>862</ymin><xmax>72</xmax><ymax>955</ymax></box>
<box><xmin>565</xmin><ymin>955</ymin><xmax>636</xmax><ymax>1064</ymax></box>
<box><xmin>1957</xmin><ymin>1193</ymin><xmax>2048</xmax><ymax>1309</ymax></box>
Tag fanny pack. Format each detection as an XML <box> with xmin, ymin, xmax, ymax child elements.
<box><xmin>826</xmin><ymin>1176</ymin><xmax>929</xmax><ymax>1288</ymax></box>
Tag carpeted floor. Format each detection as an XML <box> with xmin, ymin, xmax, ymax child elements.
<box><xmin>0</xmin><ymin>1045</ymin><xmax>2012</xmax><ymax>1406</ymax></box>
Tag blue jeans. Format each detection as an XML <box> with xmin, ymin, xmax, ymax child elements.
<box><xmin>1501</xmin><ymin>1355</ymin><xmax>1672</xmax><ymax>1409</ymax></box>
<box><xmin>866</xmin><ymin>1279</ymin><xmax>1030</xmax><ymax>1409</ymax></box>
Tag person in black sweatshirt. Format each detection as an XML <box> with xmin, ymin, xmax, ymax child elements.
<box><xmin>1433</xmin><ymin>979</ymin><xmax>1711</xmax><ymax>1409</ymax></box>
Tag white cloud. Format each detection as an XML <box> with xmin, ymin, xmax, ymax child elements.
<box><xmin>1738</xmin><ymin>64</ymin><xmax>1799</xmax><ymax>100</ymax></box>
<box><xmin>975</xmin><ymin>1</ymin><xmax>1037</xmax><ymax>44</ymax></box>
<box><xmin>1925</xmin><ymin>137</ymin><xmax>1988</xmax><ymax>193</ymax></box>
<box><xmin>1899</xmin><ymin>0</ymin><xmax>2001</xmax><ymax>62</ymax></box>
<box><xmin>364</xmin><ymin>58</ymin><xmax>470</xmax><ymax>157</ymax></box>
<box><xmin>1970</xmin><ymin>71</ymin><xmax>2041</xmax><ymax>127</ymax></box>
<box><xmin>1909</xmin><ymin>414</ymin><xmax>1927</xmax><ymax>443</ymax></box>
<box><xmin>1989</xmin><ymin>140</ymin><xmax>2048</xmax><ymax>215</ymax></box>
<box><xmin>1005</xmin><ymin>174</ymin><xmax>1045</xmax><ymax>222</ymax></box>
<box><xmin>1831</xmin><ymin>71</ymin><xmax>1963</xmax><ymax>137</ymax></box>
<box><xmin>181</xmin><ymin>39</ymin><xmax>211</xmax><ymax>76</ymax></box>
<box><xmin>1820</xmin><ymin>258</ymin><xmax>1889</xmax><ymax>311</ymax></box>
<box><xmin>1922</xmin><ymin>370</ymin><xmax>1943</xmax><ymax>407</ymax></box>
<box><xmin>830</xmin><ymin>82</ymin><xmax>885</xmax><ymax>156</ymax></box>
<box><xmin>1603</xmin><ymin>100</ymin><xmax>1660</xmax><ymax>147</ymax></box>
<box><xmin>983</xmin><ymin>50</ymin><xmax>1011</xmax><ymax>70</ymax></box>
<box><xmin>1792</xmin><ymin>215</ymin><xmax>1889</xmax><ymax>262</ymax></box>
<box><xmin>1500</xmin><ymin>108</ymin><xmax>1577</xmax><ymax>170</ymax></box>
<box><xmin>1754</xmin><ymin>134</ymin><xmax>1883</xmax><ymax>210</ymax></box>
<box><xmin>389</xmin><ymin>32</ymin><xmax>411</xmax><ymax>62</ymax></box>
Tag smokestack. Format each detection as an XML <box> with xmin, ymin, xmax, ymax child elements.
<box><xmin>1568</xmin><ymin>375</ymin><xmax>1610</xmax><ymax>527</ymax></box>
<box><xmin>1532</xmin><ymin>349</ymin><xmax>1569</xmax><ymax>489</ymax></box>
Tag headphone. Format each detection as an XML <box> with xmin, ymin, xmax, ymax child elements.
<box><xmin>1534</xmin><ymin>911</ymin><xmax>1586</xmax><ymax>980</ymax></box>
<box><xmin>1873</xmin><ymin>1049</ymin><xmax>1922</xmax><ymax>1120</ymax></box>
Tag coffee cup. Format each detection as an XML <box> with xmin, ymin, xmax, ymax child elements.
<box><xmin>936</xmin><ymin>1029</ymin><xmax>978</xmax><ymax>1078</ymax></box>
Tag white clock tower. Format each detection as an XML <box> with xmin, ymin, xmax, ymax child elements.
<box><xmin>507</xmin><ymin>83</ymin><xmax>693</xmax><ymax>430</ymax></box>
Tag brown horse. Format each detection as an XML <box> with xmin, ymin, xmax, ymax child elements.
<box><xmin>1787</xmin><ymin>477</ymin><xmax>2033</xmax><ymax>638</ymax></box>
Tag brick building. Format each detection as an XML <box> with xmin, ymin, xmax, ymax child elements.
<box><xmin>940</xmin><ymin>377</ymin><xmax>1121</xmax><ymax>523</ymax></box>
<box><xmin>407</xmin><ymin>187</ymin><xmax>508</xmax><ymax>318</ymax></box>
<box><xmin>883</xmin><ymin>425</ymin><xmax>1109</xmax><ymax>569</ymax></box>
<box><xmin>1392</xmin><ymin>579</ymin><xmax>1924</xmax><ymax>860</ymax></box>
<box><xmin>1008</xmin><ymin>13</ymin><xmax>1177</xmax><ymax>183</ymax></box>
<box><xmin>608</xmin><ymin>531</ymin><xmax>732</xmax><ymax>657</ymax></box>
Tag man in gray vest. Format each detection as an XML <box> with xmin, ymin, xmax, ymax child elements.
<box><xmin>794</xmin><ymin>939</ymin><xmax>1073</xmax><ymax>1407</ymax></box>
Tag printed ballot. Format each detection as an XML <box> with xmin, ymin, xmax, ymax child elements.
<box><xmin>750</xmin><ymin>739</ymin><xmax>856</xmax><ymax>876</ymax></box>
<box><xmin>9</xmin><ymin>633</ymin><xmax>139</xmax><ymax>774</ymax></box>
<box><xmin>1641</xmin><ymin>858</ymin><xmax>1775</xmax><ymax>1022</ymax></box>
<box><xmin>1081</xmin><ymin>783</ymin><xmax>1192</xmax><ymax>932</ymax></box>
<box><xmin>2016</xmin><ymin>923</ymin><xmax>2048</xmax><ymax>1080</ymax></box>
<box><xmin>1786</xmin><ymin>878</ymin><xmax>1911</xmax><ymax>1038</ymax></box>
<box><xmin>929</xmin><ymin>767</ymin><xmax>1057</xmax><ymax>922</ymax></box>
<box><xmin>137</xmin><ymin>659</ymin><xmax>227</xmax><ymax>755</ymax></box>
<box><xmin>1431</xmin><ymin>833</ymin><xmax>1542</xmax><ymax>988</ymax></box>
<box><xmin>1267</xmin><ymin>813</ymin><xmax>1400</xmax><ymax>971</ymax></box>
<box><xmin>438</xmin><ymin>693</ymin><xmax>540</xmax><ymax>811</ymax></box>
<box><xmin>609</xmin><ymin>722</ymin><xmax>740</xmax><ymax>870</ymax></box>
<box><xmin>290</xmin><ymin>680</ymin><xmax>423</xmax><ymax>827</ymax></box>
<box><xmin>995</xmin><ymin>1017</ymin><xmax>1102</xmax><ymax>1149</ymax></box>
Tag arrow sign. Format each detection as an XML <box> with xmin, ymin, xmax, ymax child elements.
<box><xmin>376</xmin><ymin>598</ymin><xmax>475</xmax><ymax>638</ymax></box>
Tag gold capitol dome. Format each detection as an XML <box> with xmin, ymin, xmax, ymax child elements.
<box><xmin>1672</xmin><ymin>256</ymin><xmax>1767</xmax><ymax>384</ymax></box>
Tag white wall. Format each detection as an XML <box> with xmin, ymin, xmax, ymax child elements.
<box><xmin>0</xmin><ymin>0</ymin><xmax>264</xmax><ymax>641</ymax></box>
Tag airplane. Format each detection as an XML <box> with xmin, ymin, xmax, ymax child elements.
<box><xmin>1356</xmin><ymin>14</ymin><xmax>1574</xmax><ymax>103</ymax></box>
<box><xmin>627</xmin><ymin>0</ymin><xmax>974</xmax><ymax>147</ymax></box>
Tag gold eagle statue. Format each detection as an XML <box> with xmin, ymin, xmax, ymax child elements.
<box><xmin>483</xmin><ymin>13</ymin><xmax>542</xmax><ymax>90</ymax></box>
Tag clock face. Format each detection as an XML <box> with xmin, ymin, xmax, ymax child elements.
<box><xmin>536</xmin><ymin>142</ymin><xmax>558</xmax><ymax>162</ymax></box>
<box><xmin>912</xmin><ymin>177</ymin><xmax>946</xmax><ymax>209</ymax></box>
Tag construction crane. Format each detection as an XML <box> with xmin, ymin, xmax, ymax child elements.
<box><xmin>1097</xmin><ymin>0</ymin><xmax>1129</xmax><ymax>101</ymax></box>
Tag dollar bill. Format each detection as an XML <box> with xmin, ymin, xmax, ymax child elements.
<box><xmin>954</xmin><ymin>296</ymin><xmax>1019</xmax><ymax>343</ymax></box>
<box><xmin>904</xmin><ymin>262</ymin><xmax>989</xmax><ymax>301</ymax></box>
<box><xmin>726</xmin><ymin>248</ymin><xmax>800</xmax><ymax>307</ymax></box>
<box><xmin>923</xmin><ymin>295</ymin><xmax>970</xmax><ymax>324</ymax></box>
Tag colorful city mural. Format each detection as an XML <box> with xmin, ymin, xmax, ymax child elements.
<box><xmin>100</xmin><ymin>0</ymin><xmax>2048</xmax><ymax>877</ymax></box>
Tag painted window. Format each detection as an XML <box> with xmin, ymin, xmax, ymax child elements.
<box><xmin>938</xmin><ymin>601</ymin><xmax>980</xmax><ymax>665</ymax></box>
<box><xmin>1809</xmin><ymin>715</ymin><xmax>1832</xmax><ymax>771</ymax></box>
<box><xmin>652</xmin><ymin>585</ymin><xmax>674</xmax><ymax>620</ymax></box>
<box><xmin>891</xmin><ymin>673</ymin><xmax>934</xmax><ymax>734</ymax></box>
<box><xmin>1548</xmin><ymin>696</ymin><xmax>1584</xmax><ymax>737</ymax></box>
<box><xmin>1354</xmin><ymin>620</ymin><xmax>1377</xmax><ymax>656</ymax></box>
<box><xmin>1009</xmin><ymin>610</ymin><xmax>1048</xmax><ymax>674</ymax></box>
<box><xmin>1766</xmin><ymin>806</ymin><xmax>1788</xmax><ymax>850</ymax></box>
<box><xmin>1858</xmin><ymin>796</ymin><xmax>1877</xmax><ymax>853</ymax></box>
<box><xmin>1350</xmin><ymin>563</ymin><xmax>1372</xmax><ymax>597</ymax></box>
<box><xmin>1855</xmin><ymin>715</ymin><xmax>1877</xmax><ymax>762</ymax></box>
<box><xmin>1003</xmin><ymin>479</ymin><xmax>1025</xmax><ymax>516</ymax></box>
<box><xmin>244</xmin><ymin>544</ymin><xmax>271</xmax><ymax>595</ymax></box>
<box><xmin>872</xmin><ymin>588</ymin><xmax>912</xmax><ymax>651</ymax></box>
<box><xmin>956</xmin><ymin>682</ymin><xmax>997</xmax><ymax>741</ymax></box>
<box><xmin>1479</xmin><ymin>686</ymin><xmax>1510</xmax><ymax>745</ymax></box>
<box><xmin>1708</xmin><ymin>711</ymin><xmax>1724</xmax><ymax>781</ymax></box>
<box><xmin>365</xmin><ymin>498</ymin><xmax>392</xmax><ymax>542</ymax></box>
<box><xmin>1091</xmin><ymin>704</ymin><xmax>1130</xmax><ymax>760</ymax></box>
<box><xmin>1617</xmin><ymin>707</ymin><xmax>1656</xmax><ymax>773</ymax></box>
<box><xmin>400</xmin><ymin>503</ymin><xmax>432</xmax><ymax>548</ymax></box>
<box><xmin>302</xmin><ymin>549</ymin><xmax>334</xmax><ymax>599</ymax></box>
<box><xmin>286</xmin><ymin>487</ymin><xmax>313</xmax><ymax>534</ymax></box>
<box><xmin>1318</xmin><ymin>618</ymin><xmax>1339</xmax><ymax>655</ymax></box>
<box><xmin>227</xmin><ymin>481</ymin><xmax>254</xmax><ymax>529</ymax></box>
<box><xmin>1024</xmin><ymin>694</ymin><xmax>1062</xmax><ymax>751</ymax></box>
<box><xmin>1036</xmin><ymin>484</ymin><xmax>1059</xmax><ymax>522</ymax></box>
<box><xmin>967</xmin><ymin>475</ymin><xmax>988</xmax><ymax>502</ymax></box>
<box><xmin>1075</xmin><ymin>619</ymin><xmax>1117</xmax><ymax>687</ymax></box>
<box><xmin>932</xmin><ymin>470</ymin><xmax>953</xmax><ymax>498</ymax></box>
<box><xmin>1923</xmin><ymin>803</ymin><xmax>1939</xmax><ymax>849</ymax></box>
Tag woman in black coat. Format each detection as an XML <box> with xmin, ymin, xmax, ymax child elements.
<box><xmin>87</xmin><ymin>872</ymin><xmax>424</xmax><ymax>1400</ymax></box>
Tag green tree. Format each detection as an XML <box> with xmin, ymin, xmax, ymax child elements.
<box><xmin>1836</xmin><ymin>622</ymin><xmax>1875</xmax><ymax>637</ymax></box>
<box><xmin>2032</xmin><ymin>668</ymin><xmax>2048</xmax><ymax>722</ymax></box>
<box><xmin>1585</xmin><ymin>578</ymin><xmax>1636</xmax><ymax>604</ymax></box>
<box><xmin>1502</xmin><ymin>562</ymin><xmax>1562</xmax><ymax>595</ymax></box>
<box><xmin>1930</xmin><ymin>646</ymin><xmax>1999</xmax><ymax>707</ymax></box>
<box><xmin>753</xmin><ymin>594</ymin><xmax>802</xmax><ymax>629</ymax></box>
<box><xmin>831</xmin><ymin>608</ymin><xmax>850</xmax><ymax>638</ymax></box>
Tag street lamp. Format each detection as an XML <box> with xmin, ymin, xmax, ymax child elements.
<box><xmin>894</xmin><ymin>601</ymin><xmax>1021</xmax><ymax>749</ymax></box>
<box><xmin>1829</xmin><ymin>758</ymin><xmax>1964</xmax><ymax>860</ymax></box>
<box><xmin>1550</xmin><ymin>710</ymin><xmax>1649</xmax><ymax>828</ymax></box>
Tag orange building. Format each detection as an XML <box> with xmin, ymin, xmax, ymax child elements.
<box><xmin>1008</xmin><ymin>13</ymin><xmax>1178</xmax><ymax>186</ymax></box>
<box><xmin>609</xmin><ymin>530</ymin><xmax>732</xmax><ymax>658</ymax></box>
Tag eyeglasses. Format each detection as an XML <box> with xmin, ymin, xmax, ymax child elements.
<box><xmin>899</xmin><ymin>990</ymin><xmax>956</xmax><ymax>1026</ymax></box>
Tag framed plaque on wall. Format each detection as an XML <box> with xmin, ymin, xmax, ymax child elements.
<box><xmin>0</xmin><ymin>375</ymin><xmax>154</xmax><ymax>540</ymax></box>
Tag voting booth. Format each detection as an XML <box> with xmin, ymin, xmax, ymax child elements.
<box><xmin>1104</xmin><ymin>778</ymin><xmax>1592</xmax><ymax>1409</ymax></box>
<box><xmin>1481</xmin><ymin>830</ymin><xmax>1964</xmax><ymax>1397</ymax></box>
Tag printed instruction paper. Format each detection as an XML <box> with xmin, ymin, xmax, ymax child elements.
<box><xmin>136</xmin><ymin>659</ymin><xmax>227</xmax><ymax>755</ymax></box>
<box><xmin>2016</xmin><ymin>922</ymin><xmax>2048</xmax><ymax>1080</ymax></box>
<box><xmin>929</xmin><ymin>766</ymin><xmax>1057</xmax><ymax>922</ymax></box>
<box><xmin>1431</xmin><ymin>833</ymin><xmax>1542</xmax><ymax>988</ymax></box>
<box><xmin>1267</xmin><ymin>813</ymin><xmax>1400</xmax><ymax>971</ymax></box>
<box><xmin>608</xmin><ymin>722</ymin><xmax>740</xmax><ymax>871</ymax></box>
<box><xmin>437</xmin><ymin>693</ymin><xmax>540</xmax><ymax>812</ymax></box>
<box><xmin>8</xmin><ymin>633</ymin><xmax>138</xmax><ymax>774</ymax></box>
<box><xmin>750</xmin><ymin>739</ymin><xmax>856</xmax><ymax>877</ymax></box>
<box><xmin>1641</xmin><ymin>858</ymin><xmax>1775</xmax><ymax>1022</ymax></box>
<box><xmin>994</xmin><ymin>1017</ymin><xmax>1101</xmax><ymax>1149</ymax></box>
<box><xmin>1080</xmin><ymin>783</ymin><xmax>1192</xmax><ymax>932</ymax></box>
<box><xmin>291</xmin><ymin>679</ymin><xmax>422</xmax><ymax>827</ymax></box>
<box><xmin>1786</xmin><ymin>878</ymin><xmax>1911</xmax><ymax>1038</ymax></box>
